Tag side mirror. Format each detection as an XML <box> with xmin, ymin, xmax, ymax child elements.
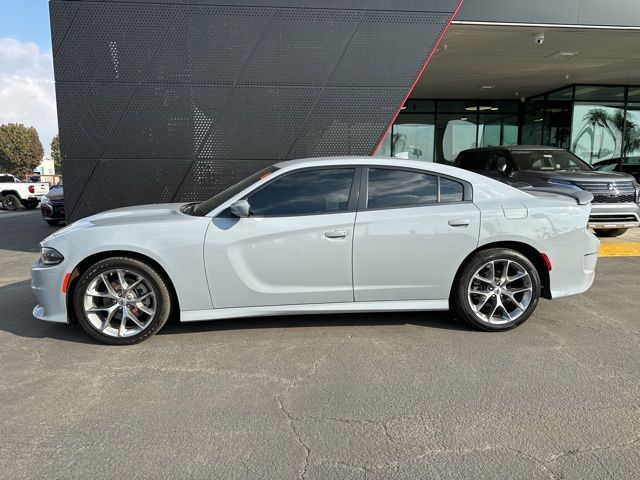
<box><xmin>230</xmin><ymin>199</ymin><xmax>250</xmax><ymax>218</ymax></box>
<box><xmin>496</xmin><ymin>158</ymin><xmax>509</xmax><ymax>175</ymax></box>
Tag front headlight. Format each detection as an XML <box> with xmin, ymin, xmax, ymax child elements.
<box><xmin>547</xmin><ymin>178</ymin><xmax>574</xmax><ymax>187</ymax></box>
<box><xmin>40</xmin><ymin>196</ymin><xmax>51</xmax><ymax>205</ymax></box>
<box><xmin>40</xmin><ymin>246</ymin><xmax>64</xmax><ymax>265</ymax></box>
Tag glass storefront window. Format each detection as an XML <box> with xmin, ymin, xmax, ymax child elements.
<box><xmin>623</xmin><ymin>104</ymin><xmax>640</xmax><ymax>165</ymax></box>
<box><xmin>503</xmin><ymin>115</ymin><xmax>518</xmax><ymax>145</ymax></box>
<box><xmin>435</xmin><ymin>113</ymin><xmax>477</xmax><ymax>164</ymax></box>
<box><xmin>393</xmin><ymin>116</ymin><xmax>435</xmax><ymax>161</ymax></box>
<box><xmin>574</xmin><ymin>86</ymin><xmax>625</xmax><ymax>102</ymax></box>
<box><xmin>522</xmin><ymin>96</ymin><xmax>544</xmax><ymax>145</ymax></box>
<box><xmin>571</xmin><ymin>103</ymin><xmax>624</xmax><ymax>164</ymax></box>
<box><xmin>477</xmin><ymin>113</ymin><xmax>501</xmax><ymax>147</ymax></box>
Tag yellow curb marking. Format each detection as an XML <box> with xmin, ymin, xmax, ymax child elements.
<box><xmin>599</xmin><ymin>242</ymin><xmax>640</xmax><ymax>257</ymax></box>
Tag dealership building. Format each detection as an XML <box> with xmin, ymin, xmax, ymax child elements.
<box><xmin>50</xmin><ymin>0</ymin><xmax>640</xmax><ymax>220</ymax></box>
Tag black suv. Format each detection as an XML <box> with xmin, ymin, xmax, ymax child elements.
<box><xmin>454</xmin><ymin>146</ymin><xmax>640</xmax><ymax>237</ymax></box>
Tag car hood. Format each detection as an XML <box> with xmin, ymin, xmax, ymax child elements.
<box><xmin>50</xmin><ymin>203</ymin><xmax>191</xmax><ymax>237</ymax></box>
<box><xmin>46</xmin><ymin>186</ymin><xmax>64</xmax><ymax>202</ymax></box>
<box><xmin>526</xmin><ymin>169</ymin><xmax>636</xmax><ymax>183</ymax></box>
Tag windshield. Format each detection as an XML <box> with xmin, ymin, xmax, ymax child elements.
<box><xmin>511</xmin><ymin>150</ymin><xmax>592</xmax><ymax>172</ymax></box>
<box><xmin>189</xmin><ymin>166</ymin><xmax>279</xmax><ymax>216</ymax></box>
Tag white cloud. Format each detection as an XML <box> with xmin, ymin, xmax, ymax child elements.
<box><xmin>0</xmin><ymin>38</ymin><xmax>57</xmax><ymax>154</ymax></box>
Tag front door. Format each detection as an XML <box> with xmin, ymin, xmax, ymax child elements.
<box><xmin>204</xmin><ymin>167</ymin><xmax>359</xmax><ymax>308</ymax></box>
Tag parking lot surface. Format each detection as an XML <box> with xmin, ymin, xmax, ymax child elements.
<box><xmin>1</xmin><ymin>210</ymin><xmax>639</xmax><ymax>479</ymax></box>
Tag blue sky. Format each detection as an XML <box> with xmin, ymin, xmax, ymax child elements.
<box><xmin>0</xmin><ymin>0</ymin><xmax>57</xmax><ymax>154</ymax></box>
<box><xmin>1</xmin><ymin>0</ymin><xmax>52</xmax><ymax>51</ymax></box>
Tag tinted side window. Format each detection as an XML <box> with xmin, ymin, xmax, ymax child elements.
<box><xmin>458</xmin><ymin>151</ymin><xmax>489</xmax><ymax>170</ymax></box>
<box><xmin>0</xmin><ymin>175</ymin><xmax>15</xmax><ymax>183</ymax></box>
<box><xmin>249</xmin><ymin>168</ymin><xmax>354</xmax><ymax>216</ymax></box>
<box><xmin>367</xmin><ymin>169</ymin><xmax>437</xmax><ymax>209</ymax></box>
<box><xmin>440</xmin><ymin>177</ymin><xmax>464</xmax><ymax>202</ymax></box>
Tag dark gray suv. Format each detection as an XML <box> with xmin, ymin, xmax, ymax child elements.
<box><xmin>454</xmin><ymin>146</ymin><xmax>640</xmax><ymax>237</ymax></box>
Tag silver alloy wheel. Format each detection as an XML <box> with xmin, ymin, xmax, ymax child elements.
<box><xmin>83</xmin><ymin>268</ymin><xmax>157</xmax><ymax>338</ymax></box>
<box><xmin>467</xmin><ymin>259</ymin><xmax>533</xmax><ymax>325</ymax></box>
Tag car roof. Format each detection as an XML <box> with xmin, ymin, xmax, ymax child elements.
<box><xmin>459</xmin><ymin>145</ymin><xmax>565</xmax><ymax>154</ymax></box>
<box><xmin>271</xmin><ymin>156</ymin><xmax>528</xmax><ymax>194</ymax></box>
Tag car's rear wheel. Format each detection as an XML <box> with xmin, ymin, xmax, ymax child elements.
<box><xmin>594</xmin><ymin>228</ymin><xmax>627</xmax><ymax>238</ymax></box>
<box><xmin>45</xmin><ymin>219</ymin><xmax>60</xmax><ymax>226</ymax></box>
<box><xmin>73</xmin><ymin>257</ymin><xmax>171</xmax><ymax>345</ymax></box>
<box><xmin>23</xmin><ymin>201</ymin><xmax>38</xmax><ymax>209</ymax></box>
<box><xmin>2</xmin><ymin>194</ymin><xmax>20</xmax><ymax>211</ymax></box>
<box><xmin>452</xmin><ymin>248</ymin><xmax>541</xmax><ymax>331</ymax></box>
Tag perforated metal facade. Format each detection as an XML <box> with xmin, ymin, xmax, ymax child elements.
<box><xmin>51</xmin><ymin>0</ymin><xmax>461</xmax><ymax>220</ymax></box>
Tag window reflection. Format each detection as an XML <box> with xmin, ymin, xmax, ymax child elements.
<box><xmin>249</xmin><ymin>169</ymin><xmax>354</xmax><ymax>216</ymax></box>
<box><xmin>367</xmin><ymin>169</ymin><xmax>437</xmax><ymax>209</ymax></box>
<box><xmin>393</xmin><ymin>120</ymin><xmax>434</xmax><ymax>161</ymax></box>
<box><xmin>571</xmin><ymin>104</ymin><xmax>623</xmax><ymax>164</ymax></box>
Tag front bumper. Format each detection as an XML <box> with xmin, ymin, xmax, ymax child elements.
<box><xmin>31</xmin><ymin>258</ymin><xmax>69</xmax><ymax>323</ymax></box>
<box><xmin>40</xmin><ymin>202</ymin><xmax>66</xmax><ymax>221</ymax></box>
<box><xmin>588</xmin><ymin>203</ymin><xmax>640</xmax><ymax>229</ymax></box>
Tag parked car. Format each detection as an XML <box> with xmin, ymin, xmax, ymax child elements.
<box><xmin>40</xmin><ymin>180</ymin><xmax>65</xmax><ymax>226</ymax></box>
<box><xmin>32</xmin><ymin>157</ymin><xmax>599</xmax><ymax>345</ymax></box>
<box><xmin>0</xmin><ymin>173</ymin><xmax>50</xmax><ymax>211</ymax></box>
<box><xmin>592</xmin><ymin>157</ymin><xmax>640</xmax><ymax>183</ymax></box>
<box><xmin>454</xmin><ymin>146</ymin><xmax>640</xmax><ymax>237</ymax></box>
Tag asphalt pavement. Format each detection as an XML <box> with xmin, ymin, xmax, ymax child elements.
<box><xmin>1</xmin><ymin>210</ymin><xmax>639</xmax><ymax>479</ymax></box>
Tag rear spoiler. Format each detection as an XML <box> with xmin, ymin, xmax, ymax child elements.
<box><xmin>520</xmin><ymin>186</ymin><xmax>594</xmax><ymax>205</ymax></box>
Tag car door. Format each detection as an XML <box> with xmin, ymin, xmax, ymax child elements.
<box><xmin>353</xmin><ymin>167</ymin><xmax>480</xmax><ymax>302</ymax></box>
<box><xmin>204</xmin><ymin>167</ymin><xmax>360</xmax><ymax>308</ymax></box>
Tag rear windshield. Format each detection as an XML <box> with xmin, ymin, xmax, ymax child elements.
<box><xmin>511</xmin><ymin>150</ymin><xmax>591</xmax><ymax>172</ymax></box>
<box><xmin>190</xmin><ymin>166</ymin><xmax>279</xmax><ymax>216</ymax></box>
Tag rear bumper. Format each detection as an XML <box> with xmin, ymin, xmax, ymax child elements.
<box><xmin>588</xmin><ymin>203</ymin><xmax>640</xmax><ymax>229</ymax></box>
<box><xmin>31</xmin><ymin>258</ymin><xmax>69</xmax><ymax>323</ymax></box>
<box><xmin>547</xmin><ymin>228</ymin><xmax>599</xmax><ymax>299</ymax></box>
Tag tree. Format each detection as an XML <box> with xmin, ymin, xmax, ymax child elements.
<box><xmin>0</xmin><ymin>124</ymin><xmax>44</xmax><ymax>177</ymax></box>
<box><xmin>51</xmin><ymin>134</ymin><xmax>61</xmax><ymax>174</ymax></box>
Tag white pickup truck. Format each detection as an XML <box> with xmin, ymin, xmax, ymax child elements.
<box><xmin>0</xmin><ymin>173</ymin><xmax>50</xmax><ymax>211</ymax></box>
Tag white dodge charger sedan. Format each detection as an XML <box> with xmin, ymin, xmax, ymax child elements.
<box><xmin>32</xmin><ymin>157</ymin><xmax>599</xmax><ymax>344</ymax></box>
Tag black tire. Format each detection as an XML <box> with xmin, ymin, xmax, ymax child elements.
<box><xmin>2</xmin><ymin>194</ymin><xmax>20</xmax><ymax>211</ymax></box>
<box><xmin>594</xmin><ymin>228</ymin><xmax>627</xmax><ymax>238</ymax></box>
<box><xmin>23</xmin><ymin>201</ymin><xmax>38</xmax><ymax>209</ymax></box>
<box><xmin>73</xmin><ymin>256</ymin><xmax>172</xmax><ymax>345</ymax></box>
<box><xmin>451</xmin><ymin>248</ymin><xmax>541</xmax><ymax>332</ymax></box>
<box><xmin>46</xmin><ymin>219</ymin><xmax>60</xmax><ymax>226</ymax></box>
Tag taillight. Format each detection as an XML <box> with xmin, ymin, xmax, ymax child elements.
<box><xmin>29</xmin><ymin>185</ymin><xmax>35</xmax><ymax>193</ymax></box>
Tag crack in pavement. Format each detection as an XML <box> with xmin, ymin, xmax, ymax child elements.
<box><xmin>276</xmin><ymin>395</ymin><xmax>311</xmax><ymax>480</ymax></box>
<box><xmin>273</xmin><ymin>335</ymin><xmax>352</xmax><ymax>479</ymax></box>
<box><xmin>544</xmin><ymin>435</ymin><xmax>640</xmax><ymax>465</ymax></box>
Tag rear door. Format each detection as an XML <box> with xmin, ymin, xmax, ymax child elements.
<box><xmin>353</xmin><ymin>167</ymin><xmax>480</xmax><ymax>302</ymax></box>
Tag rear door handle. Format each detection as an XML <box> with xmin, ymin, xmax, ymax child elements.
<box><xmin>325</xmin><ymin>230</ymin><xmax>348</xmax><ymax>239</ymax></box>
<box><xmin>448</xmin><ymin>219</ymin><xmax>471</xmax><ymax>227</ymax></box>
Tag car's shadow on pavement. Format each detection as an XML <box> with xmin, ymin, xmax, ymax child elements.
<box><xmin>160</xmin><ymin>310</ymin><xmax>469</xmax><ymax>336</ymax></box>
<box><xmin>1</xmin><ymin>279</ymin><xmax>468</xmax><ymax>345</ymax></box>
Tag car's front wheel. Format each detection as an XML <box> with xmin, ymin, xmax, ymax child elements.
<box><xmin>452</xmin><ymin>248</ymin><xmax>541</xmax><ymax>331</ymax></box>
<box><xmin>73</xmin><ymin>256</ymin><xmax>172</xmax><ymax>345</ymax></box>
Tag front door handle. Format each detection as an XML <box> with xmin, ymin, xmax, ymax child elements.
<box><xmin>325</xmin><ymin>230</ymin><xmax>348</xmax><ymax>239</ymax></box>
<box><xmin>448</xmin><ymin>219</ymin><xmax>471</xmax><ymax>227</ymax></box>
